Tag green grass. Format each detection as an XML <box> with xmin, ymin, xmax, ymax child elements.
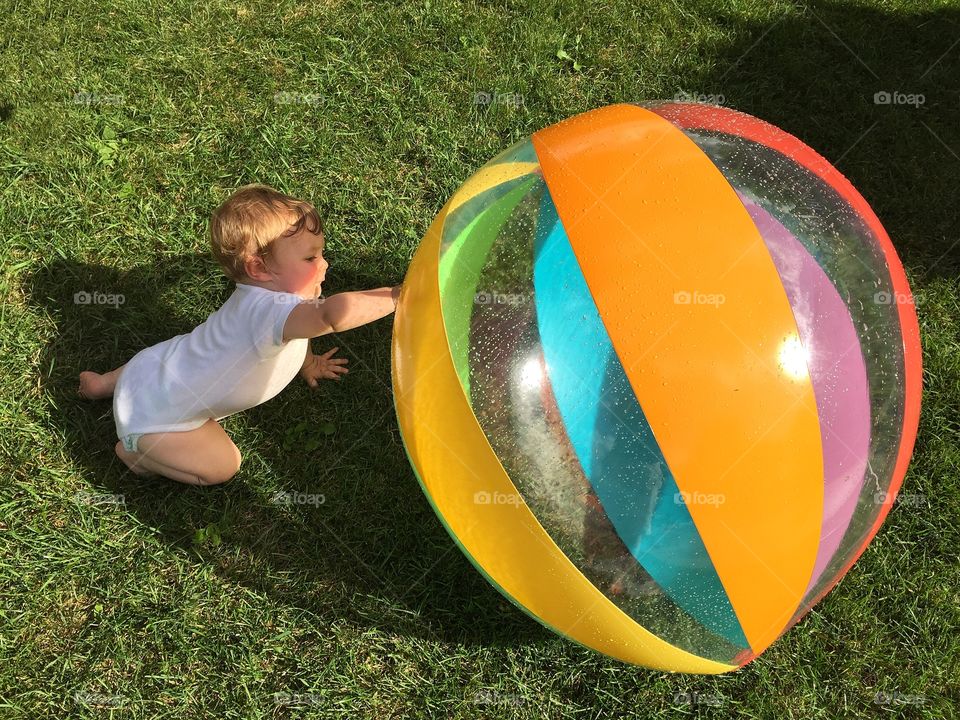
<box><xmin>2</xmin><ymin>0</ymin><xmax>959</xmax><ymax>716</ymax></box>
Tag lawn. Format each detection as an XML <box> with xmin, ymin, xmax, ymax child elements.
<box><xmin>1</xmin><ymin>0</ymin><xmax>958</xmax><ymax>717</ymax></box>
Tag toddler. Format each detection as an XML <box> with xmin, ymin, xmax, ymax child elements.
<box><xmin>78</xmin><ymin>184</ymin><xmax>401</xmax><ymax>486</ymax></box>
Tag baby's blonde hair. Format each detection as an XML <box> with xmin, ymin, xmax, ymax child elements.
<box><xmin>209</xmin><ymin>183</ymin><xmax>324</xmax><ymax>282</ymax></box>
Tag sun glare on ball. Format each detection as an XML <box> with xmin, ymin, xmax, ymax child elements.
<box><xmin>777</xmin><ymin>334</ymin><xmax>809</xmax><ymax>381</ymax></box>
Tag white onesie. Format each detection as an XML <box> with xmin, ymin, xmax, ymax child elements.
<box><xmin>113</xmin><ymin>282</ymin><xmax>309</xmax><ymax>447</ymax></box>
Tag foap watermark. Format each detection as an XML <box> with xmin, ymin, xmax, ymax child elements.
<box><xmin>74</xmin><ymin>290</ymin><xmax>125</xmax><ymax>309</ymax></box>
<box><xmin>674</xmin><ymin>490</ymin><xmax>725</xmax><ymax>507</ymax></box>
<box><xmin>873</xmin><ymin>290</ymin><xmax>915</xmax><ymax>306</ymax></box>
<box><xmin>474</xmin><ymin>290</ymin><xmax>528</xmax><ymax>306</ymax></box>
<box><xmin>473</xmin><ymin>91</ymin><xmax>524</xmax><ymax>108</ymax></box>
<box><xmin>75</xmin><ymin>491</ymin><xmax>126</xmax><ymax>509</ymax></box>
<box><xmin>271</xmin><ymin>491</ymin><xmax>325</xmax><ymax>507</ymax></box>
<box><xmin>74</xmin><ymin>691</ymin><xmax>126</xmax><ymax>707</ymax></box>
<box><xmin>274</xmin><ymin>293</ymin><xmax>325</xmax><ymax>305</ymax></box>
<box><xmin>273</xmin><ymin>691</ymin><xmax>323</xmax><ymax>707</ymax></box>
<box><xmin>273</xmin><ymin>91</ymin><xmax>323</xmax><ymax>106</ymax></box>
<box><xmin>673</xmin><ymin>690</ymin><xmax>724</xmax><ymax>707</ymax></box>
<box><xmin>72</xmin><ymin>90</ymin><xmax>123</xmax><ymax>106</ymax></box>
<box><xmin>673</xmin><ymin>690</ymin><xmax>723</xmax><ymax>707</ymax></box>
<box><xmin>873</xmin><ymin>491</ymin><xmax>928</xmax><ymax>508</ymax></box>
<box><xmin>874</xmin><ymin>90</ymin><xmax>925</xmax><ymax>107</ymax></box>
<box><xmin>673</xmin><ymin>90</ymin><xmax>726</xmax><ymax>106</ymax></box>
<box><xmin>471</xmin><ymin>689</ymin><xmax>524</xmax><ymax>706</ymax></box>
<box><xmin>473</xmin><ymin>490</ymin><xmax>522</xmax><ymax>507</ymax></box>
<box><xmin>873</xmin><ymin>690</ymin><xmax>926</xmax><ymax>706</ymax></box>
<box><xmin>674</xmin><ymin>290</ymin><xmax>725</xmax><ymax>307</ymax></box>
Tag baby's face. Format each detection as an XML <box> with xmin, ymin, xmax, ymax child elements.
<box><xmin>265</xmin><ymin>227</ymin><xmax>329</xmax><ymax>300</ymax></box>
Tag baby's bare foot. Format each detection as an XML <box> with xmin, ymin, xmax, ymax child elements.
<box><xmin>78</xmin><ymin>371</ymin><xmax>113</xmax><ymax>400</ymax></box>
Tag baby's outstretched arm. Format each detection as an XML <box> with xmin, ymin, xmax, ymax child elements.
<box><xmin>283</xmin><ymin>285</ymin><xmax>401</xmax><ymax>343</ymax></box>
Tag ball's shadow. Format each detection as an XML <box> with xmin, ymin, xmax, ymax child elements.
<box><xmin>694</xmin><ymin>0</ymin><xmax>959</xmax><ymax>283</ymax></box>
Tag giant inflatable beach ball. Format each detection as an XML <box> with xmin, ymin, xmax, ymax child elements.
<box><xmin>391</xmin><ymin>102</ymin><xmax>922</xmax><ymax>673</ymax></box>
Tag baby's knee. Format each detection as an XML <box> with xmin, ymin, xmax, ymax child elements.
<box><xmin>197</xmin><ymin>471</ymin><xmax>236</xmax><ymax>486</ymax></box>
<box><xmin>198</xmin><ymin>450</ymin><xmax>242</xmax><ymax>486</ymax></box>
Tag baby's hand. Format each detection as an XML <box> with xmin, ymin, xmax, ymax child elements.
<box><xmin>300</xmin><ymin>346</ymin><xmax>349</xmax><ymax>387</ymax></box>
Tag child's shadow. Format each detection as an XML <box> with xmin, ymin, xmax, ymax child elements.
<box><xmin>29</xmin><ymin>256</ymin><xmax>544</xmax><ymax>650</ymax></box>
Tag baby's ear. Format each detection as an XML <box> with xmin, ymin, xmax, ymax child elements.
<box><xmin>243</xmin><ymin>253</ymin><xmax>271</xmax><ymax>282</ymax></box>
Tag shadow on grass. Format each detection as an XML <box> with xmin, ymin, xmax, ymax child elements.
<box><xmin>691</xmin><ymin>0</ymin><xmax>960</xmax><ymax>284</ymax></box>
<box><xmin>29</xmin><ymin>255</ymin><xmax>544</xmax><ymax>651</ymax></box>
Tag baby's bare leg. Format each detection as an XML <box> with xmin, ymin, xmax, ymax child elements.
<box><xmin>115</xmin><ymin>419</ymin><xmax>242</xmax><ymax>487</ymax></box>
<box><xmin>78</xmin><ymin>363</ymin><xmax>127</xmax><ymax>400</ymax></box>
